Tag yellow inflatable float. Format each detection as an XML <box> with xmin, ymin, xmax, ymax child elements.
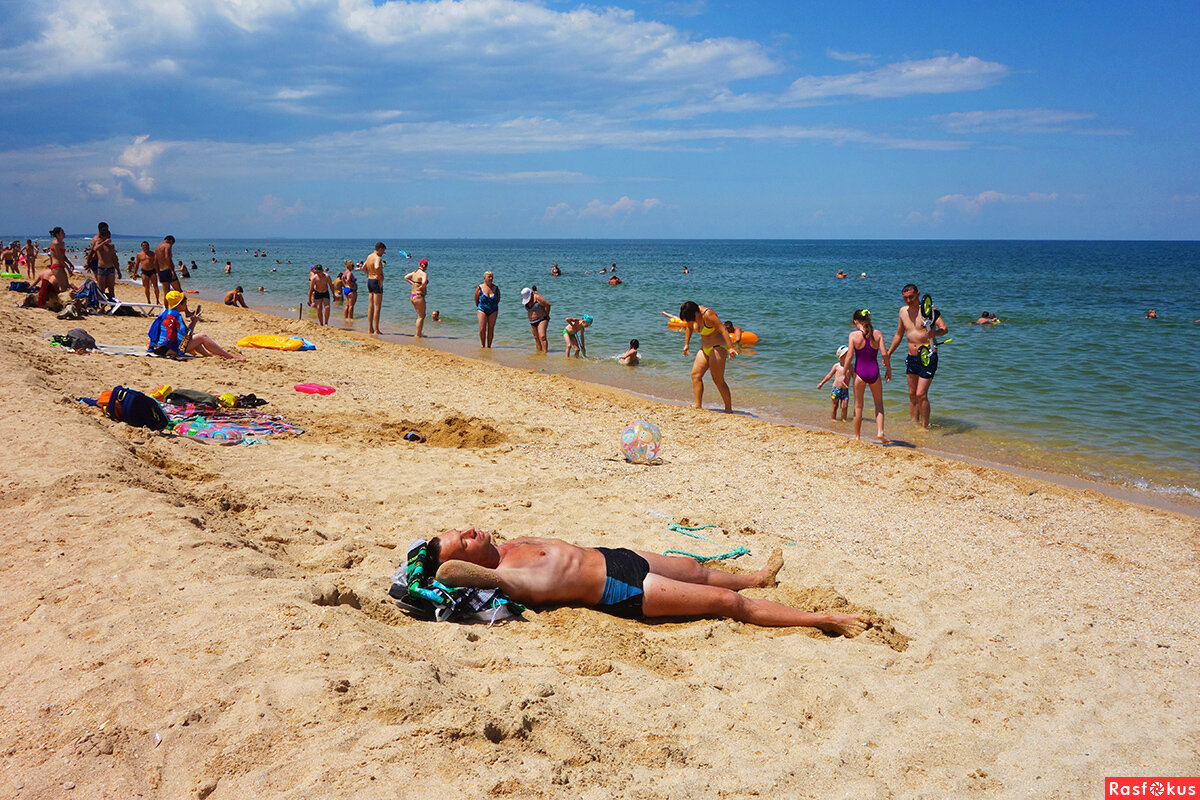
<box><xmin>237</xmin><ymin>334</ymin><xmax>304</xmax><ymax>351</ymax></box>
<box><xmin>663</xmin><ymin>316</ymin><xmax>758</xmax><ymax>344</ymax></box>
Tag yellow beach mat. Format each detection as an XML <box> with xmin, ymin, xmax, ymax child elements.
<box><xmin>237</xmin><ymin>334</ymin><xmax>304</xmax><ymax>351</ymax></box>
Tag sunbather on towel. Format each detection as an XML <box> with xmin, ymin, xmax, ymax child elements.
<box><xmin>428</xmin><ymin>528</ymin><xmax>867</xmax><ymax>636</ymax></box>
<box><xmin>149</xmin><ymin>291</ymin><xmax>246</xmax><ymax>360</ymax></box>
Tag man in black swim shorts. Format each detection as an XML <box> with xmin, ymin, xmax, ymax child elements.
<box><xmin>426</xmin><ymin>528</ymin><xmax>866</xmax><ymax>635</ymax></box>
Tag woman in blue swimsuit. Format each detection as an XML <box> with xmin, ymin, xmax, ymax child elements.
<box><xmin>341</xmin><ymin>260</ymin><xmax>358</xmax><ymax>321</ymax></box>
<box><xmin>846</xmin><ymin>308</ymin><xmax>890</xmax><ymax>443</ymax></box>
<box><xmin>474</xmin><ymin>270</ymin><xmax>500</xmax><ymax>347</ymax></box>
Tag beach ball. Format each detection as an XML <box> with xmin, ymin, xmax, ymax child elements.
<box><xmin>620</xmin><ymin>420</ymin><xmax>662</xmax><ymax>464</ymax></box>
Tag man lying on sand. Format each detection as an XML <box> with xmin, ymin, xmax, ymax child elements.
<box><xmin>430</xmin><ymin>528</ymin><xmax>866</xmax><ymax>636</ymax></box>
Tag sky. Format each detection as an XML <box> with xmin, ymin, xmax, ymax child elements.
<box><xmin>1</xmin><ymin>0</ymin><xmax>1197</xmax><ymax>239</ymax></box>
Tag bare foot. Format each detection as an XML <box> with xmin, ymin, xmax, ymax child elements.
<box><xmin>756</xmin><ymin>549</ymin><xmax>784</xmax><ymax>587</ymax></box>
<box><xmin>876</xmin><ymin>434</ymin><xmax>891</xmax><ymax>444</ymax></box>
<box><xmin>435</xmin><ymin>560</ymin><xmax>503</xmax><ymax>589</ymax></box>
<box><xmin>819</xmin><ymin>613</ymin><xmax>868</xmax><ymax>638</ymax></box>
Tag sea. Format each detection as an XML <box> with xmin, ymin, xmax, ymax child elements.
<box><xmin>82</xmin><ymin>236</ymin><xmax>1200</xmax><ymax>511</ymax></box>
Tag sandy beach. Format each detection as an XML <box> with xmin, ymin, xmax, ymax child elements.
<box><xmin>2</xmin><ymin>280</ymin><xmax>1197</xmax><ymax>798</ymax></box>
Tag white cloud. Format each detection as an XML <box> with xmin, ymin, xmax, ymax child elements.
<box><xmin>259</xmin><ymin>193</ymin><xmax>304</xmax><ymax>219</ymax></box>
<box><xmin>655</xmin><ymin>54</ymin><xmax>1008</xmax><ymax>118</ymax></box>
<box><xmin>929</xmin><ymin>108</ymin><xmax>1102</xmax><ymax>134</ymax></box>
<box><xmin>543</xmin><ymin>196</ymin><xmax>661</xmax><ymax>222</ymax></box>
<box><xmin>826</xmin><ymin>48</ymin><xmax>875</xmax><ymax>64</ymax></box>
<box><xmin>937</xmin><ymin>190</ymin><xmax>1059</xmax><ymax>214</ymax></box>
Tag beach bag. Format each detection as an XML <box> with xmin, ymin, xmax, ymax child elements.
<box><xmin>104</xmin><ymin>385</ymin><xmax>169</xmax><ymax>431</ymax></box>
<box><xmin>166</xmin><ymin>388</ymin><xmax>221</xmax><ymax>407</ymax></box>
<box><xmin>65</xmin><ymin>328</ymin><xmax>96</xmax><ymax>350</ymax></box>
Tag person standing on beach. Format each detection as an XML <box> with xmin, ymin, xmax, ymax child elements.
<box><xmin>363</xmin><ymin>242</ymin><xmax>386</xmax><ymax>334</ymax></box>
<box><xmin>678</xmin><ymin>300</ymin><xmax>737</xmax><ymax>412</ymax></box>
<box><xmin>848</xmin><ymin>308</ymin><xmax>890</xmax><ymax>443</ymax></box>
<box><xmin>136</xmin><ymin>241</ymin><xmax>159</xmax><ymax>305</ymax></box>
<box><xmin>308</xmin><ymin>265</ymin><xmax>334</xmax><ymax>326</ymax></box>
<box><xmin>522</xmin><ymin>286</ymin><xmax>551</xmax><ymax>353</ymax></box>
<box><xmin>154</xmin><ymin>235</ymin><xmax>182</xmax><ymax>294</ymax></box>
<box><xmin>47</xmin><ymin>227</ymin><xmax>74</xmax><ymax>288</ymax></box>
<box><xmin>88</xmin><ymin>222</ymin><xmax>120</xmax><ymax>299</ymax></box>
<box><xmin>886</xmin><ymin>283</ymin><xmax>948</xmax><ymax>429</ymax></box>
<box><xmin>475</xmin><ymin>270</ymin><xmax>500</xmax><ymax>347</ymax></box>
<box><xmin>24</xmin><ymin>240</ymin><xmax>38</xmax><ymax>279</ymax></box>
<box><xmin>404</xmin><ymin>258</ymin><xmax>429</xmax><ymax>338</ymax></box>
<box><xmin>341</xmin><ymin>260</ymin><xmax>358</xmax><ymax>320</ymax></box>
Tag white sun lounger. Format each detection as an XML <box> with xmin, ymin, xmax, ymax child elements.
<box><xmin>100</xmin><ymin>297</ymin><xmax>163</xmax><ymax>316</ymax></box>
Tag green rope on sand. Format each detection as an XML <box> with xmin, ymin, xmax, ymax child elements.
<box><xmin>666</xmin><ymin>523</ymin><xmax>719</xmax><ymax>542</ymax></box>
<box><xmin>663</xmin><ymin>546</ymin><xmax>750</xmax><ymax>563</ymax></box>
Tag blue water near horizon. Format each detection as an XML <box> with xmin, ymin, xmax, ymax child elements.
<box><xmin>88</xmin><ymin>236</ymin><xmax>1200</xmax><ymax>505</ymax></box>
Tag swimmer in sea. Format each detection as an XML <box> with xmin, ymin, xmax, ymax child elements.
<box><xmin>1145</xmin><ymin>309</ymin><xmax>1158</xmax><ymax>319</ymax></box>
<box><xmin>550</xmin><ymin>263</ymin><xmax>561</xmax><ymax>277</ymax></box>
<box><xmin>678</xmin><ymin>300</ymin><xmax>737</xmax><ymax>412</ymax></box>
<box><xmin>846</xmin><ymin>308</ymin><xmax>890</xmax><ymax>443</ymax></box>
<box><xmin>404</xmin><ymin>258</ymin><xmax>429</xmax><ymax>338</ymax></box>
<box><xmin>618</xmin><ymin>339</ymin><xmax>640</xmax><ymax>366</ymax></box>
<box><xmin>723</xmin><ymin>320</ymin><xmax>744</xmax><ymax>345</ymax></box>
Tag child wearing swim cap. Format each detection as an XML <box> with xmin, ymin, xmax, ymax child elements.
<box><xmin>562</xmin><ymin>314</ymin><xmax>593</xmax><ymax>358</ymax></box>
<box><xmin>817</xmin><ymin>344</ymin><xmax>853</xmax><ymax>422</ymax></box>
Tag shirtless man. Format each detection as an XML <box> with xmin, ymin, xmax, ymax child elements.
<box><xmin>429</xmin><ymin>528</ymin><xmax>866</xmax><ymax>636</ymax></box>
<box><xmin>308</xmin><ymin>265</ymin><xmax>334</xmax><ymax>325</ymax></box>
<box><xmin>89</xmin><ymin>222</ymin><xmax>120</xmax><ymax>299</ymax></box>
<box><xmin>886</xmin><ymin>283</ymin><xmax>949</xmax><ymax>429</ymax></box>
<box><xmin>154</xmin><ymin>235</ymin><xmax>182</xmax><ymax>294</ymax></box>
<box><xmin>363</xmin><ymin>242</ymin><xmax>386</xmax><ymax>334</ymax></box>
<box><xmin>1</xmin><ymin>241</ymin><xmax>14</xmax><ymax>274</ymax></box>
<box><xmin>136</xmin><ymin>241</ymin><xmax>159</xmax><ymax>304</ymax></box>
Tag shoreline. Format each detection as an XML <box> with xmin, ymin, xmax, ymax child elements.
<box><xmin>164</xmin><ymin>277</ymin><xmax>1200</xmax><ymax>519</ymax></box>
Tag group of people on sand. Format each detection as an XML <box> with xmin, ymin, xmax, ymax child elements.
<box><xmin>812</xmin><ymin>283</ymin><xmax>949</xmax><ymax>442</ymax></box>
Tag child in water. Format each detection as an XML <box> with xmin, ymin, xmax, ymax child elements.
<box><xmin>817</xmin><ymin>344</ymin><xmax>852</xmax><ymax>421</ymax></box>
<box><xmin>618</xmin><ymin>339</ymin><xmax>640</xmax><ymax>366</ymax></box>
<box><xmin>563</xmin><ymin>314</ymin><xmax>592</xmax><ymax>357</ymax></box>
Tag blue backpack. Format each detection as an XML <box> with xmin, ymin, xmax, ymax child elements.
<box><xmin>105</xmin><ymin>385</ymin><xmax>169</xmax><ymax>431</ymax></box>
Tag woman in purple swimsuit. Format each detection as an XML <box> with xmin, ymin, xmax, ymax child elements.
<box><xmin>844</xmin><ymin>308</ymin><xmax>891</xmax><ymax>443</ymax></box>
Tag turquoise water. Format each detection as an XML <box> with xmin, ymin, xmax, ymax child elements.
<box><xmin>100</xmin><ymin>237</ymin><xmax>1200</xmax><ymax>504</ymax></box>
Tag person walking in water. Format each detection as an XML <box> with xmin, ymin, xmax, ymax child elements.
<box><xmin>522</xmin><ymin>286</ymin><xmax>551</xmax><ymax>353</ymax></box>
<box><xmin>363</xmin><ymin>242</ymin><xmax>386</xmax><ymax>334</ymax></box>
<box><xmin>678</xmin><ymin>300</ymin><xmax>737</xmax><ymax>412</ymax></box>
<box><xmin>405</xmin><ymin>258</ymin><xmax>429</xmax><ymax>338</ymax></box>
<box><xmin>474</xmin><ymin>270</ymin><xmax>500</xmax><ymax>347</ymax></box>
<box><xmin>846</xmin><ymin>308</ymin><xmax>890</xmax><ymax>443</ymax></box>
<box><xmin>887</xmin><ymin>283</ymin><xmax>948</xmax><ymax>429</ymax></box>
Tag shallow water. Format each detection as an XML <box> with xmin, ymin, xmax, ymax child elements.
<box><xmin>100</xmin><ymin>237</ymin><xmax>1200</xmax><ymax>504</ymax></box>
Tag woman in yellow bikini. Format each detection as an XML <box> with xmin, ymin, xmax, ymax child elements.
<box><xmin>678</xmin><ymin>300</ymin><xmax>737</xmax><ymax>412</ymax></box>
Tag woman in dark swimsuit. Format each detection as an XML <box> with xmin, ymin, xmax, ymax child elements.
<box><xmin>845</xmin><ymin>308</ymin><xmax>890</xmax><ymax>443</ymax></box>
<box><xmin>341</xmin><ymin>260</ymin><xmax>358</xmax><ymax>320</ymax></box>
<box><xmin>522</xmin><ymin>286</ymin><xmax>551</xmax><ymax>353</ymax></box>
<box><xmin>474</xmin><ymin>270</ymin><xmax>500</xmax><ymax>347</ymax></box>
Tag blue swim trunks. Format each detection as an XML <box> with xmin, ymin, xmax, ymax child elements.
<box><xmin>595</xmin><ymin>547</ymin><xmax>649</xmax><ymax>618</ymax></box>
<box><xmin>830</xmin><ymin>386</ymin><xmax>849</xmax><ymax>402</ymax></box>
<box><xmin>906</xmin><ymin>351</ymin><xmax>938</xmax><ymax>380</ymax></box>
